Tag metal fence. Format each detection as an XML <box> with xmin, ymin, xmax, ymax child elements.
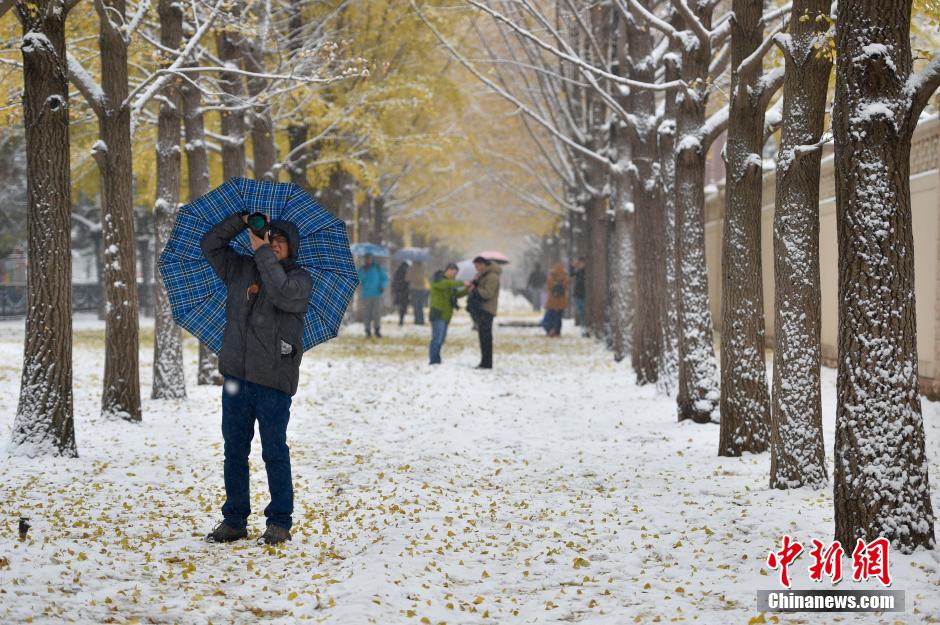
<box><xmin>0</xmin><ymin>283</ymin><xmax>155</xmax><ymax>318</ymax></box>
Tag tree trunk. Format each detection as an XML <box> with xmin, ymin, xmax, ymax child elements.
<box><xmin>181</xmin><ymin>76</ymin><xmax>223</xmax><ymax>386</ymax></box>
<box><xmin>718</xmin><ymin>0</ymin><xmax>772</xmax><ymax>455</ymax></box>
<box><xmin>674</xmin><ymin>5</ymin><xmax>719</xmax><ymax>422</ymax></box>
<box><xmin>832</xmin><ymin>0</ymin><xmax>935</xmax><ymax>552</ymax></box>
<box><xmin>152</xmin><ymin>0</ymin><xmax>186</xmax><ymax>400</ymax></box>
<box><xmin>285</xmin><ymin>4</ymin><xmax>310</xmax><ymax>191</ymax></box>
<box><xmin>94</xmin><ymin>0</ymin><xmax>141</xmax><ymax>422</ymax></box>
<box><xmin>657</xmin><ymin>54</ymin><xmax>680</xmax><ymax>397</ymax></box>
<box><xmin>242</xmin><ymin>34</ymin><xmax>277</xmax><ymax>180</ymax></box>
<box><xmin>609</xmin><ymin>207</ymin><xmax>635</xmax><ymax>362</ymax></box>
<box><xmin>11</xmin><ymin>0</ymin><xmax>76</xmax><ymax>456</ymax></box>
<box><xmin>217</xmin><ymin>5</ymin><xmax>248</xmax><ymax>179</ymax></box>
<box><xmin>626</xmin><ymin>8</ymin><xmax>663</xmax><ymax>384</ymax></box>
<box><xmin>584</xmin><ymin>185</ymin><xmax>609</xmax><ymax>339</ymax></box>
<box><xmin>769</xmin><ymin>0</ymin><xmax>831</xmax><ymax>489</ymax></box>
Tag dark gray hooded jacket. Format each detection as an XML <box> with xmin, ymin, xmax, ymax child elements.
<box><xmin>201</xmin><ymin>214</ymin><xmax>312</xmax><ymax>396</ymax></box>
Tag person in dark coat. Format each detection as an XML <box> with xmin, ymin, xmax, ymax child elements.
<box><xmin>392</xmin><ymin>261</ymin><xmax>411</xmax><ymax>326</ymax></box>
<box><xmin>200</xmin><ymin>213</ymin><xmax>312</xmax><ymax>546</ymax></box>
<box><xmin>468</xmin><ymin>256</ymin><xmax>501</xmax><ymax>369</ymax></box>
<box><xmin>526</xmin><ymin>263</ymin><xmax>546</xmax><ymax>311</ymax></box>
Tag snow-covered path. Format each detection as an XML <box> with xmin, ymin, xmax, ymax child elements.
<box><xmin>0</xmin><ymin>311</ymin><xmax>938</xmax><ymax>624</ymax></box>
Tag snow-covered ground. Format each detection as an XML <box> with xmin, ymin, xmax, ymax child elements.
<box><xmin>0</xmin><ymin>307</ymin><xmax>938</xmax><ymax>624</ymax></box>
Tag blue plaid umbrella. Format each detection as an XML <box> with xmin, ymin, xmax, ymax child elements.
<box><xmin>158</xmin><ymin>177</ymin><xmax>359</xmax><ymax>352</ymax></box>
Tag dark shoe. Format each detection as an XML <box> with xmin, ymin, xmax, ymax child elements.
<box><xmin>206</xmin><ymin>521</ymin><xmax>248</xmax><ymax>543</ymax></box>
<box><xmin>476</xmin><ymin>364</ymin><xmax>492</xmax><ymax>370</ymax></box>
<box><xmin>375</xmin><ymin>329</ymin><xmax>382</xmax><ymax>338</ymax></box>
<box><xmin>258</xmin><ymin>524</ymin><xmax>291</xmax><ymax>545</ymax></box>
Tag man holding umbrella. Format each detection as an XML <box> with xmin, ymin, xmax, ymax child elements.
<box><xmin>200</xmin><ymin>212</ymin><xmax>311</xmax><ymax>545</ymax></box>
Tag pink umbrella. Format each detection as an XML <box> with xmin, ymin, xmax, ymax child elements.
<box><xmin>477</xmin><ymin>250</ymin><xmax>510</xmax><ymax>264</ymax></box>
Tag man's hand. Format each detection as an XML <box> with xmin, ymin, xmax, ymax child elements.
<box><xmin>249</xmin><ymin>228</ymin><xmax>269</xmax><ymax>251</ymax></box>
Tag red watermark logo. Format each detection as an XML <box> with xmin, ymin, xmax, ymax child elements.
<box><xmin>766</xmin><ymin>535</ymin><xmax>892</xmax><ymax>588</ymax></box>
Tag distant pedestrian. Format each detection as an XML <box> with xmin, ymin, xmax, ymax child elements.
<box><xmin>542</xmin><ymin>262</ymin><xmax>569</xmax><ymax>337</ymax></box>
<box><xmin>407</xmin><ymin>261</ymin><xmax>429</xmax><ymax>325</ymax></box>
<box><xmin>428</xmin><ymin>263</ymin><xmax>468</xmax><ymax>365</ymax></box>
<box><xmin>357</xmin><ymin>254</ymin><xmax>388</xmax><ymax>338</ymax></box>
<box><xmin>570</xmin><ymin>257</ymin><xmax>586</xmax><ymax>328</ymax></box>
<box><xmin>469</xmin><ymin>256</ymin><xmax>501</xmax><ymax>369</ymax></box>
<box><xmin>526</xmin><ymin>263</ymin><xmax>546</xmax><ymax>311</ymax></box>
<box><xmin>392</xmin><ymin>261</ymin><xmax>411</xmax><ymax>326</ymax></box>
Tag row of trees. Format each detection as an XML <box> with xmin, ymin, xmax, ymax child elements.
<box><xmin>440</xmin><ymin>0</ymin><xmax>939</xmax><ymax>551</ymax></box>
<box><xmin>1</xmin><ymin>1</ymin><xmax>478</xmax><ymax>449</ymax></box>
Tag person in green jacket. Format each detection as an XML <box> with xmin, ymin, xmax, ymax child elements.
<box><xmin>429</xmin><ymin>263</ymin><xmax>468</xmax><ymax>365</ymax></box>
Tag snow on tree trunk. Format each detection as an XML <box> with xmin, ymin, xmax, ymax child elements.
<box><xmin>718</xmin><ymin>0</ymin><xmax>772</xmax><ymax>455</ymax></box>
<box><xmin>151</xmin><ymin>0</ymin><xmax>186</xmax><ymax>401</ymax></box>
<box><xmin>832</xmin><ymin>0</ymin><xmax>935</xmax><ymax>552</ymax></box>
<box><xmin>769</xmin><ymin>0</ymin><xmax>831</xmax><ymax>489</ymax></box>
<box><xmin>11</xmin><ymin>0</ymin><xmax>77</xmax><ymax>456</ymax></box>
<box><xmin>94</xmin><ymin>0</ymin><xmax>141</xmax><ymax>422</ymax></box>
<box><xmin>625</xmin><ymin>9</ymin><xmax>664</xmax><ymax>384</ymax></box>
<box><xmin>217</xmin><ymin>3</ymin><xmax>248</xmax><ymax>180</ymax></box>
<box><xmin>181</xmin><ymin>78</ymin><xmax>222</xmax><ymax>386</ymax></box>
<box><xmin>673</xmin><ymin>6</ymin><xmax>719</xmax><ymax>423</ymax></box>
<box><xmin>657</xmin><ymin>54</ymin><xmax>680</xmax><ymax>397</ymax></box>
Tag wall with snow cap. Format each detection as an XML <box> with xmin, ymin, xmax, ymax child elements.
<box><xmin>704</xmin><ymin>115</ymin><xmax>940</xmax><ymax>394</ymax></box>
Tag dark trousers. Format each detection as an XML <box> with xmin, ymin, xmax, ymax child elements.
<box><xmin>221</xmin><ymin>376</ymin><xmax>293</xmax><ymax>530</ymax></box>
<box><xmin>478</xmin><ymin>311</ymin><xmax>494</xmax><ymax>368</ymax></box>
<box><xmin>543</xmin><ymin>309</ymin><xmax>563</xmax><ymax>335</ymax></box>
<box><xmin>410</xmin><ymin>289</ymin><xmax>428</xmax><ymax>325</ymax></box>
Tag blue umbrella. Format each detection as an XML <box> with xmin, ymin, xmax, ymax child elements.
<box><xmin>158</xmin><ymin>177</ymin><xmax>359</xmax><ymax>352</ymax></box>
<box><xmin>393</xmin><ymin>247</ymin><xmax>431</xmax><ymax>262</ymax></box>
<box><xmin>350</xmin><ymin>242</ymin><xmax>390</xmax><ymax>257</ymax></box>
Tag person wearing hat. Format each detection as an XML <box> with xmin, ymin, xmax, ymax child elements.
<box><xmin>469</xmin><ymin>256</ymin><xmax>501</xmax><ymax>369</ymax></box>
<box><xmin>200</xmin><ymin>212</ymin><xmax>312</xmax><ymax>546</ymax></box>
<box><xmin>428</xmin><ymin>262</ymin><xmax>469</xmax><ymax>364</ymax></box>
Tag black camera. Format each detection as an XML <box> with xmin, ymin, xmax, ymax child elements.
<box><xmin>246</xmin><ymin>212</ymin><xmax>269</xmax><ymax>239</ymax></box>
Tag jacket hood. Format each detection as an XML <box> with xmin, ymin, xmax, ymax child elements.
<box><xmin>549</xmin><ymin>263</ymin><xmax>566</xmax><ymax>278</ymax></box>
<box><xmin>482</xmin><ymin>262</ymin><xmax>503</xmax><ymax>276</ymax></box>
<box><xmin>267</xmin><ymin>219</ymin><xmax>301</xmax><ymax>261</ymax></box>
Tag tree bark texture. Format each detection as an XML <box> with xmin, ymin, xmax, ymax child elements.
<box><xmin>674</xmin><ymin>4</ymin><xmax>719</xmax><ymax>423</ymax></box>
<box><xmin>832</xmin><ymin>0</ymin><xmax>935</xmax><ymax>552</ymax></box>
<box><xmin>769</xmin><ymin>0</ymin><xmax>831</xmax><ymax>489</ymax></box>
<box><xmin>94</xmin><ymin>0</ymin><xmax>141</xmax><ymax>421</ymax></box>
<box><xmin>718</xmin><ymin>0</ymin><xmax>772</xmax><ymax>455</ymax></box>
<box><xmin>626</xmin><ymin>7</ymin><xmax>663</xmax><ymax>384</ymax></box>
<box><xmin>152</xmin><ymin>0</ymin><xmax>186</xmax><ymax>400</ymax></box>
<box><xmin>217</xmin><ymin>4</ymin><xmax>248</xmax><ymax>179</ymax></box>
<box><xmin>11</xmin><ymin>0</ymin><xmax>77</xmax><ymax>456</ymax></box>
<box><xmin>657</xmin><ymin>53</ymin><xmax>680</xmax><ymax>397</ymax></box>
<box><xmin>181</xmin><ymin>79</ymin><xmax>223</xmax><ymax>386</ymax></box>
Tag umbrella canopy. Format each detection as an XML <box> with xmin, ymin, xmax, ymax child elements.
<box><xmin>350</xmin><ymin>242</ymin><xmax>390</xmax><ymax>257</ymax></box>
<box><xmin>455</xmin><ymin>259</ymin><xmax>476</xmax><ymax>281</ymax></box>
<box><xmin>477</xmin><ymin>250</ymin><xmax>510</xmax><ymax>264</ymax></box>
<box><xmin>158</xmin><ymin>177</ymin><xmax>359</xmax><ymax>352</ymax></box>
<box><xmin>393</xmin><ymin>247</ymin><xmax>432</xmax><ymax>262</ymax></box>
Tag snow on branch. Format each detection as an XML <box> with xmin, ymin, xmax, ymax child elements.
<box><xmin>908</xmin><ymin>53</ymin><xmax>940</xmax><ymax>122</ymax></box>
<box><xmin>67</xmin><ymin>53</ymin><xmax>107</xmax><ymax>115</ymax></box>
<box><xmin>123</xmin><ymin>0</ymin><xmax>151</xmax><ymax>43</ymax></box>
<box><xmin>702</xmin><ymin>105</ymin><xmax>729</xmax><ymax>149</ymax></box>
<box><xmin>127</xmin><ymin>0</ymin><xmax>223</xmax><ymax>120</ymax></box>
<box><xmin>670</xmin><ymin>0</ymin><xmax>710</xmax><ymax>49</ymax></box>
<box><xmin>468</xmin><ymin>0</ymin><xmax>684</xmax><ymax>92</ymax></box>
<box><xmin>412</xmin><ymin>0</ymin><xmax>610</xmax><ymax>169</ymax></box>
<box><xmin>736</xmin><ymin>19</ymin><xmax>789</xmax><ymax>85</ymax></box>
<box><xmin>620</xmin><ymin>0</ymin><xmax>679</xmax><ymax>41</ymax></box>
